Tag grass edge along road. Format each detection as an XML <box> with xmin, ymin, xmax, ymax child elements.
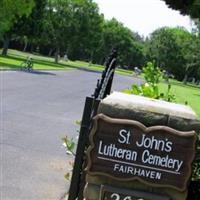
<box><xmin>0</xmin><ymin>49</ymin><xmax>199</xmax><ymax>118</ymax></box>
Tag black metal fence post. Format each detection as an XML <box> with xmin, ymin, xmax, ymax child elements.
<box><xmin>68</xmin><ymin>97</ymin><xmax>94</xmax><ymax>200</ymax></box>
<box><xmin>68</xmin><ymin>49</ymin><xmax>117</xmax><ymax>200</ymax></box>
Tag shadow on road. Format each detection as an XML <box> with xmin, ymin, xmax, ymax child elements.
<box><xmin>78</xmin><ymin>67</ymin><xmax>102</xmax><ymax>74</ymax></box>
<box><xmin>21</xmin><ymin>69</ymin><xmax>56</xmax><ymax>76</ymax></box>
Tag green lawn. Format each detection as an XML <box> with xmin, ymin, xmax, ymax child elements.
<box><xmin>0</xmin><ymin>49</ymin><xmax>133</xmax><ymax>76</ymax></box>
<box><xmin>159</xmin><ymin>80</ymin><xmax>200</xmax><ymax>118</ymax></box>
<box><xmin>0</xmin><ymin>54</ymin><xmax>76</xmax><ymax>70</ymax></box>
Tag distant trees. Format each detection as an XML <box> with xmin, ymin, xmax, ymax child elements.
<box><xmin>39</xmin><ymin>1</ymin><xmax>145</xmax><ymax>65</ymax></box>
<box><xmin>194</xmin><ymin>19</ymin><xmax>200</xmax><ymax>34</ymax></box>
<box><xmin>0</xmin><ymin>0</ymin><xmax>35</xmax><ymax>55</ymax></box>
<box><xmin>146</xmin><ymin>26</ymin><xmax>200</xmax><ymax>82</ymax></box>
<box><xmin>0</xmin><ymin>0</ymin><xmax>199</xmax><ymax>82</ymax></box>
<box><xmin>16</xmin><ymin>0</ymin><xmax>47</xmax><ymax>52</ymax></box>
<box><xmin>0</xmin><ymin>0</ymin><xmax>145</xmax><ymax>66</ymax></box>
<box><xmin>146</xmin><ymin>27</ymin><xmax>181</xmax><ymax>77</ymax></box>
<box><xmin>0</xmin><ymin>0</ymin><xmax>35</xmax><ymax>36</ymax></box>
<box><xmin>41</xmin><ymin>0</ymin><xmax>75</xmax><ymax>63</ymax></box>
<box><xmin>153</xmin><ymin>0</ymin><xmax>200</xmax><ymax>82</ymax></box>
<box><xmin>62</xmin><ymin>0</ymin><xmax>104</xmax><ymax>62</ymax></box>
<box><xmin>94</xmin><ymin>18</ymin><xmax>145</xmax><ymax>67</ymax></box>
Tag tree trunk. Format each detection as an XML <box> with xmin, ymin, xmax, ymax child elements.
<box><xmin>55</xmin><ymin>47</ymin><xmax>60</xmax><ymax>63</ymax></box>
<box><xmin>2</xmin><ymin>34</ymin><xmax>10</xmax><ymax>56</ymax></box>
<box><xmin>30</xmin><ymin>44</ymin><xmax>34</xmax><ymax>53</ymax></box>
<box><xmin>23</xmin><ymin>40</ymin><xmax>28</xmax><ymax>52</ymax></box>
<box><xmin>48</xmin><ymin>48</ymin><xmax>53</xmax><ymax>57</ymax></box>
<box><xmin>90</xmin><ymin>51</ymin><xmax>94</xmax><ymax>64</ymax></box>
<box><xmin>183</xmin><ymin>74</ymin><xmax>188</xmax><ymax>85</ymax></box>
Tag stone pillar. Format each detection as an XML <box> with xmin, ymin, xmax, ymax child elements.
<box><xmin>84</xmin><ymin>92</ymin><xmax>200</xmax><ymax>200</ymax></box>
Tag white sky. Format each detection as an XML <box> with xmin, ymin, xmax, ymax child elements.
<box><xmin>93</xmin><ymin>0</ymin><xmax>193</xmax><ymax>37</ymax></box>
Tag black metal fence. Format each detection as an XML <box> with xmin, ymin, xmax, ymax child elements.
<box><xmin>68</xmin><ymin>49</ymin><xmax>117</xmax><ymax>200</ymax></box>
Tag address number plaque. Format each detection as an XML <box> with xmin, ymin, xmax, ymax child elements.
<box><xmin>99</xmin><ymin>185</ymin><xmax>170</xmax><ymax>200</ymax></box>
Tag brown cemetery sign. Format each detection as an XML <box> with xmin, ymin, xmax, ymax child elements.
<box><xmin>86</xmin><ymin>114</ymin><xmax>197</xmax><ymax>192</ymax></box>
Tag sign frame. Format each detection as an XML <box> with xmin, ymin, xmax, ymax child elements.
<box><xmin>86</xmin><ymin>114</ymin><xmax>197</xmax><ymax>192</ymax></box>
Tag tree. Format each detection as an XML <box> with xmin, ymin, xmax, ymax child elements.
<box><xmin>147</xmin><ymin>26</ymin><xmax>200</xmax><ymax>82</ymax></box>
<box><xmin>162</xmin><ymin>0</ymin><xmax>200</xmax><ymax>19</ymax></box>
<box><xmin>96</xmin><ymin>18</ymin><xmax>145</xmax><ymax>67</ymax></box>
<box><xmin>193</xmin><ymin>19</ymin><xmax>200</xmax><ymax>35</ymax></box>
<box><xmin>172</xmin><ymin>28</ymin><xmax>200</xmax><ymax>83</ymax></box>
<box><xmin>65</xmin><ymin>0</ymin><xmax>104</xmax><ymax>62</ymax></box>
<box><xmin>147</xmin><ymin>27</ymin><xmax>183</xmax><ymax>79</ymax></box>
<box><xmin>41</xmin><ymin>0</ymin><xmax>72</xmax><ymax>62</ymax></box>
<box><xmin>161</xmin><ymin>0</ymin><xmax>200</xmax><ymax>82</ymax></box>
<box><xmin>184</xmin><ymin>37</ymin><xmax>200</xmax><ymax>83</ymax></box>
<box><xmin>14</xmin><ymin>0</ymin><xmax>47</xmax><ymax>52</ymax></box>
<box><xmin>0</xmin><ymin>0</ymin><xmax>35</xmax><ymax>55</ymax></box>
<box><xmin>41</xmin><ymin>0</ymin><xmax>103</xmax><ymax>63</ymax></box>
<box><xmin>0</xmin><ymin>0</ymin><xmax>35</xmax><ymax>37</ymax></box>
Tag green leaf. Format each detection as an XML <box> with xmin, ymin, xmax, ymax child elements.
<box><xmin>64</xmin><ymin>172</ymin><xmax>70</xmax><ymax>180</ymax></box>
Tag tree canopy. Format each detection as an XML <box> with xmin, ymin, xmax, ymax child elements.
<box><xmin>1</xmin><ymin>0</ymin><xmax>199</xmax><ymax>83</ymax></box>
<box><xmin>162</xmin><ymin>0</ymin><xmax>200</xmax><ymax>18</ymax></box>
<box><xmin>146</xmin><ymin>26</ymin><xmax>200</xmax><ymax>81</ymax></box>
<box><xmin>0</xmin><ymin>0</ymin><xmax>35</xmax><ymax>37</ymax></box>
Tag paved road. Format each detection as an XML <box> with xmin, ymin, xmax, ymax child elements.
<box><xmin>0</xmin><ymin>69</ymin><xmax>143</xmax><ymax>200</ymax></box>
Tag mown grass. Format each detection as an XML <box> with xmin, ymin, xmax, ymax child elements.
<box><xmin>159</xmin><ymin>80</ymin><xmax>200</xmax><ymax>118</ymax></box>
<box><xmin>0</xmin><ymin>49</ymin><xmax>133</xmax><ymax>76</ymax></box>
<box><xmin>0</xmin><ymin>54</ymin><xmax>75</xmax><ymax>70</ymax></box>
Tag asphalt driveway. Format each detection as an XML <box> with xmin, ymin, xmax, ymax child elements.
<box><xmin>0</xmin><ymin>69</ymin><xmax>143</xmax><ymax>200</ymax></box>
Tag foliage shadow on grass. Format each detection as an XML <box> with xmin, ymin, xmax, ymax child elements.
<box><xmin>194</xmin><ymin>93</ymin><xmax>200</xmax><ymax>97</ymax></box>
<box><xmin>0</xmin><ymin>62</ymin><xmax>19</xmax><ymax>69</ymax></box>
<box><xmin>0</xmin><ymin>55</ymin><xmax>26</xmax><ymax>62</ymax></box>
<box><xmin>33</xmin><ymin>59</ymin><xmax>75</xmax><ymax>69</ymax></box>
<box><xmin>171</xmin><ymin>80</ymin><xmax>200</xmax><ymax>90</ymax></box>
